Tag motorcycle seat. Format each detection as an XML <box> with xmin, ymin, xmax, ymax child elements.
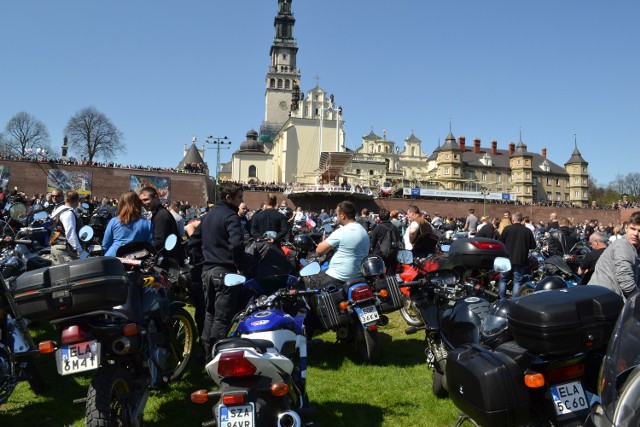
<box><xmin>343</xmin><ymin>276</ymin><xmax>366</xmax><ymax>287</ymax></box>
<box><xmin>213</xmin><ymin>337</ymin><xmax>274</xmax><ymax>355</ymax></box>
<box><xmin>494</xmin><ymin>340</ymin><xmax>536</xmax><ymax>369</ymax></box>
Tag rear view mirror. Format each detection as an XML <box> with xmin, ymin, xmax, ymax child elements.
<box><xmin>493</xmin><ymin>257</ymin><xmax>512</xmax><ymax>273</ymax></box>
<box><xmin>78</xmin><ymin>225</ymin><xmax>94</xmax><ymax>242</ymax></box>
<box><xmin>33</xmin><ymin>211</ymin><xmax>48</xmax><ymax>221</ymax></box>
<box><xmin>396</xmin><ymin>250</ymin><xmax>413</xmax><ymax>265</ymax></box>
<box><xmin>440</xmin><ymin>245</ymin><xmax>451</xmax><ymax>253</ymax></box>
<box><xmin>164</xmin><ymin>234</ymin><xmax>178</xmax><ymax>251</ymax></box>
<box><xmin>300</xmin><ymin>262</ymin><xmax>321</xmax><ymax>277</ymax></box>
<box><xmin>263</xmin><ymin>231</ymin><xmax>278</xmax><ymax>239</ymax></box>
<box><xmin>224</xmin><ymin>274</ymin><xmax>246</xmax><ymax>287</ymax></box>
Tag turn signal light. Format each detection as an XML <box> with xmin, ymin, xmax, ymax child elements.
<box><xmin>190</xmin><ymin>389</ymin><xmax>209</xmax><ymax>404</ymax></box>
<box><xmin>39</xmin><ymin>340</ymin><xmax>56</xmax><ymax>354</ymax></box>
<box><xmin>271</xmin><ymin>383</ymin><xmax>289</xmax><ymax>396</ymax></box>
<box><xmin>218</xmin><ymin>351</ymin><xmax>257</xmax><ymax>377</ymax></box>
<box><xmin>524</xmin><ymin>372</ymin><xmax>545</xmax><ymax>388</ymax></box>
<box><xmin>222</xmin><ymin>393</ymin><xmax>247</xmax><ymax>405</ymax></box>
<box><xmin>339</xmin><ymin>301</ymin><xmax>349</xmax><ymax>311</ymax></box>
<box><xmin>379</xmin><ymin>289</ymin><xmax>389</xmax><ymax>298</ymax></box>
<box><xmin>122</xmin><ymin>323</ymin><xmax>138</xmax><ymax>336</ymax></box>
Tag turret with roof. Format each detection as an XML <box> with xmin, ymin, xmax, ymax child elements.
<box><xmin>177</xmin><ymin>136</ymin><xmax>207</xmax><ymax>172</ymax></box>
<box><xmin>509</xmin><ymin>135</ymin><xmax>534</xmax><ymax>203</ymax></box>
<box><xmin>565</xmin><ymin>135</ymin><xmax>589</xmax><ymax>207</ymax></box>
<box><xmin>435</xmin><ymin>130</ymin><xmax>463</xmax><ymax>186</ymax></box>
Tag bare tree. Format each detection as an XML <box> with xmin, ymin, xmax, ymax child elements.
<box><xmin>1</xmin><ymin>111</ymin><xmax>52</xmax><ymax>156</ymax></box>
<box><xmin>64</xmin><ymin>106</ymin><xmax>125</xmax><ymax>162</ymax></box>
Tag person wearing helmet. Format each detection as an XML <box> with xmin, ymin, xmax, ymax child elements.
<box><xmin>314</xmin><ymin>201</ymin><xmax>369</xmax><ymax>288</ymax></box>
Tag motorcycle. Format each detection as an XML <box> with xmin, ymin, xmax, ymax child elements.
<box><xmin>585</xmin><ymin>292</ymin><xmax>640</xmax><ymax>427</ymax></box>
<box><xmin>399</xmin><ymin>252</ymin><xmax>509</xmax><ymax>397</ymax></box>
<box><xmin>28</xmin><ymin>234</ymin><xmax>195</xmax><ymax>426</ymax></box>
<box><xmin>519</xmin><ymin>253</ymin><xmax>582</xmax><ymax>297</ymax></box>
<box><xmin>191</xmin><ymin>262</ymin><xmax>321</xmax><ymax>427</ymax></box>
<box><xmin>0</xmin><ymin>228</ymin><xmax>47</xmax><ymax>404</ymax></box>
<box><xmin>304</xmin><ymin>255</ymin><xmax>390</xmax><ymax>362</ymax></box>
<box><xmin>446</xmin><ymin>284</ymin><xmax>624</xmax><ymax>427</ymax></box>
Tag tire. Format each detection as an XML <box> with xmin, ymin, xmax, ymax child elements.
<box><xmin>400</xmin><ymin>297</ymin><xmax>424</xmax><ymax>327</ymax></box>
<box><xmin>432</xmin><ymin>368</ymin><xmax>449</xmax><ymax>398</ymax></box>
<box><xmin>355</xmin><ymin>326</ymin><xmax>380</xmax><ymax>363</ymax></box>
<box><xmin>165</xmin><ymin>306</ymin><xmax>196</xmax><ymax>381</ymax></box>
<box><xmin>85</xmin><ymin>365</ymin><xmax>140</xmax><ymax>427</ymax></box>
<box><xmin>24</xmin><ymin>358</ymin><xmax>46</xmax><ymax>394</ymax></box>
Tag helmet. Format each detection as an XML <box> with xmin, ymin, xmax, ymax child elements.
<box><xmin>360</xmin><ymin>256</ymin><xmax>385</xmax><ymax>278</ymax></box>
<box><xmin>534</xmin><ymin>275</ymin><xmax>567</xmax><ymax>292</ymax></box>
<box><xmin>481</xmin><ymin>299</ymin><xmax>512</xmax><ymax>347</ymax></box>
<box><xmin>293</xmin><ymin>234</ymin><xmax>315</xmax><ymax>252</ymax></box>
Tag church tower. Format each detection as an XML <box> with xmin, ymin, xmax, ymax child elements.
<box><xmin>262</xmin><ymin>0</ymin><xmax>301</xmax><ymax>142</ymax></box>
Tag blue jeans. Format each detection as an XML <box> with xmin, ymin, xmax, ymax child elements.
<box><xmin>499</xmin><ymin>265</ymin><xmax>525</xmax><ymax>298</ymax></box>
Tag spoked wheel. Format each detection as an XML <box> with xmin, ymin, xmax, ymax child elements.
<box><xmin>166</xmin><ymin>306</ymin><xmax>196</xmax><ymax>381</ymax></box>
<box><xmin>400</xmin><ymin>296</ymin><xmax>424</xmax><ymax>327</ymax></box>
<box><xmin>85</xmin><ymin>365</ymin><xmax>139</xmax><ymax>427</ymax></box>
<box><xmin>354</xmin><ymin>326</ymin><xmax>380</xmax><ymax>363</ymax></box>
<box><xmin>518</xmin><ymin>287</ymin><xmax>535</xmax><ymax>297</ymax></box>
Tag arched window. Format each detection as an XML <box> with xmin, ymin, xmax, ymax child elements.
<box><xmin>248</xmin><ymin>165</ymin><xmax>257</xmax><ymax>177</ymax></box>
<box><xmin>385</xmin><ymin>146</ymin><xmax>389</xmax><ymax>153</ymax></box>
<box><xmin>270</xmin><ymin>78</ymin><xmax>275</xmax><ymax>88</ymax></box>
<box><xmin>411</xmin><ymin>147</ymin><xmax>416</xmax><ymax>156</ymax></box>
<box><xmin>277</xmin><ymin>79</ymin><xmax>283</xmax><ymax>88</ymax></box>
<box><xmin>285</xmin><ymin>80</ymin><xmax>290</xmax><ymax>89</ymax></box>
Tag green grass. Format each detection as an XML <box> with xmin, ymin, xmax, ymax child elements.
<box><xmin>0</xmin><ymin>311</ymin><xmax>462</xmax><ymax>427</ymax></box>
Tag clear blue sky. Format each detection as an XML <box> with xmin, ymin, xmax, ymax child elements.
<box><xmin>1</xmin><ymin>1</ymin><xmax>638</xmax><ymax>187</ymax></box>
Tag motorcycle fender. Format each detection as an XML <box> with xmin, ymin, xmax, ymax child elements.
<box><xmin>169</xmin><ymin>300</ymin><xmax>186</xmax><ymax>310</ymax></box>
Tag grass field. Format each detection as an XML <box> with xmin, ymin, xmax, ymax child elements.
<box><xmin>0</xmin><ymin>310</ymin><xmax>462</xmax><ymax>427</ymax></box>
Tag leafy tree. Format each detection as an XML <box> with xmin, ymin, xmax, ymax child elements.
<box><xmin>64</xmin><ymin>106</ymin><xmax>125</xmax><ymax>162</ymax></box>
<box><xmin>0</xmin><ymin>111</ymin><xmax>53</xmax><ymax>156</ymax></box>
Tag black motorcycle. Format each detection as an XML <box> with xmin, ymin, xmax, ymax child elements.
<box><xmin>22</xmin><ymin>235</ymin><xmax>195</xmax><ymax>426</ymax></box>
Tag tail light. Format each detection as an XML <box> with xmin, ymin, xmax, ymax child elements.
<box><xmin>271</xmin><ymin>383</ymin><xmax>289</xmax><ymax>396</ymax></box>
<box><xmin>222</xmin><ymin>393</ymin><xmax>247</xmax><ymax>405</ymax></box>
<box><xmin>350</xmin><ymin>285</ymin><xmax>373</xmax><ymax>302</ymax></box>
<box><xmin>545</xmin><ymin>363</ymin><xmax>585</xmax><ymax>384</ymax></box>
<box><xmin>524</xmin><ymin>372</ymin><xmax>545</xmax><ymax>388</ymax></box>
<box><xmin>61</xmin><ymin>324</ymin><xmax>90</xmax><ymax>344</ymax></box>
<box><xmin>217</xmin><ymin>350</ymin><xmax>257</xmax><ymax>377</ymax></box>
<box><xmin>470</xmin><ymin>240</ymin><xmax>506</xmax><ymax>251</ymax></box>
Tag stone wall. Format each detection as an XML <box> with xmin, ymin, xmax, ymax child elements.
<box><xmin>1</xmin><ymin>159</ymin><xmax>211</xmax><ymax>205</ymax></box>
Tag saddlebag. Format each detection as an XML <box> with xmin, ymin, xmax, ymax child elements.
<box><xmin>312</xmin><ymin>287</ymin><xmax>349</xmax><ymax>330</ymax></box>
<box><xmin>447</xmin><ymin>238</ymin><xmax>509</xmax><ymax>270</ymax></box>
<box><xmin>508</xmin><ymin>285</ymin><xmax>623</xmax><ymax>355</ymax></box>
<box><xmin>447</xmin><ymin>344</ymin><xmax>529</xmax><ymax>427</ymax></box>
<box><xmin>12</xmin><ymin>256</ymin><xmax>129</xmax><ymax>322</ymax></box>
<box><xmin>373</xmin><ymin>276</ymin><xmax>403</xmax><ymax>313</ymax></box>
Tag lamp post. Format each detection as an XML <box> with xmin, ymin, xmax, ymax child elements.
<box><xmin>480</xmin><ymin>188</ymin><xmax>490</xmax><ymax>216</ymax></box>
<box><xmin>206</xmin><ymin>135</ymin><xmax>232</xmax><ymax>204</ymax></box>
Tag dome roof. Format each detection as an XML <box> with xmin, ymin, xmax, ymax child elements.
<box><xmin>239</xmin><ymin>129</ymin><xmax>263</xmax><ymax>152</ymax></box>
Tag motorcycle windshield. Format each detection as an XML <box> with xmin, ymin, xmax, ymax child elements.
<box><xmin>599</xmin><ymin>293</ymin><xmax>640</xmax><ymax>418</ymax></box>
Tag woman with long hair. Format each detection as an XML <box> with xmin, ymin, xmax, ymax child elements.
<box><xmin>102</xmin><ymin>190</ymin><xmax>153</xmax><ymax>256</ymax></box>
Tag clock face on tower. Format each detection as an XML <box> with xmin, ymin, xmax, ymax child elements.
<box><xmin>279</xmin><ymin>101</ymin><xmax>288</xmax><ymax>110</ymax></box>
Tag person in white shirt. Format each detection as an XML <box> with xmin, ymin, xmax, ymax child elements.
<box><xmin>50</xmin><ymin>190</ymin><xmax>88</xmax><ymax>264</ymax></box>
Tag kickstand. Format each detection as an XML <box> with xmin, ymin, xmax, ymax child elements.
<box><xmin>449</xmin><ymin>413</ymin><xmax>480</xmax><ymax>427</ymax></box>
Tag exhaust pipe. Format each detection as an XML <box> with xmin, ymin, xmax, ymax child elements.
<box><xmin>112</xmin><ymin>337</ymin><xmax>131</xmax><ymax>355</ymax></box>
<box><xmin>277</xmin><ymin>410</ymin><xmax>301</xmax><ymax>427</ymax></box>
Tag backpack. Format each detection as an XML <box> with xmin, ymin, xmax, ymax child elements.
<box><xmin>378</xmin><ymin>223</ymin><xmax>403</xmax><ymax>258</ymax></box>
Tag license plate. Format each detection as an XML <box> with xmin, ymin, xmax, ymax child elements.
<box><xmin>217</xmin><ymin>403</ymin><xmax>254</xmax><ymax>427</ymax></box>
<box><xmin>355</xmin><ymin>304</ymin><xmax>379</xmax><ymax>325</ymax></box>
<box><xmin>55</xmin><ymin>340</ymin><xmax>101</xmax><ymax>375</ymax></box>
<box><xmin>550</xmin><ymin>381</ymin><xmax>589</xmax><ymax>415</ymax></box>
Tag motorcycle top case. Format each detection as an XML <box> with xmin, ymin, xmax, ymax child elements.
<box><xmin>508</xmin><ymin>285</ymin><xmax>623</xmax><ymax>355</ymax></box>
<box><xmin>12</xmin><ymin>256</ymin><xmax>129</xmax><ymax>322</ymax></box>
<box><xmin>446</xmin><ymin>344</ymin><xmax>530</xmax><ymax>427</ymax></box>
<box><xmin>447</xmin><ymin>238</ymin><xmax>508</xmax><ymax>270</ymax></box>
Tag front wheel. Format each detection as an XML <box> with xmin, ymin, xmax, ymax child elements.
<box><xmin>85</xmin><ymin>365</ymin><xmax>140</xmax><ymax>427</ymax></box>
<box><xmin>355</xmin><ymin>326</ymin><xmax>380</xmax><ymax>363</ymax></box>
<box><xmin>165</xmin><ymin>306</ymin><xmax>196</xmax><ymax>381</ymax></box>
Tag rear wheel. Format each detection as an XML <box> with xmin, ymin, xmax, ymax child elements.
<box><xmin>85</xmin><ymin>365</ymin><xmax>140</xmax><ymax>427</ymax></box>
<box><xmin>166</xmin><ymin>306</ymin><xmax>196</xmax><ymax>381</ymax></box>
<box><xmin>400</xmin><ymin>297</ymin><xmax>424</xmax><ymax>327</ymax></box>
<box><xmin>355</xmin><ymin>326</ymin><xmax>380</xmax><ymax>363</ymax></box>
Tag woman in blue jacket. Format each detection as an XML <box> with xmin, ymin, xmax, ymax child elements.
<box><xmin>102</xmin><ymin>190</ymin><xmax>153</xmax><ymax>256</ymax></box>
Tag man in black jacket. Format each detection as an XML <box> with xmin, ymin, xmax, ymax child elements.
<box><xmin>498</xmin><ymin>212</ymin><xmax>536</xmax><ymax>298</ymax></box>
<box><xmin>188</xmin><ymin>182</ymin><xmax>245</xmax><ymax>360</ymax></box>
<box><xmin>250</xmin><ymin>193</ymin><xmax>288</xmax><ymax>242</ymax></box>
<box><xmin>139</xmin><ymin>186</ymin><xmax>184</xmax><ymax>264</ymax></box>
<box><xmin>369</xmin><ymin>210</ymin><xmax>402</xmax><ymax>274</ymax></box>
<box><xmin>546</xmin><ymin>217</ymin><xmax>578</xmax><ymax>256</ymax></box>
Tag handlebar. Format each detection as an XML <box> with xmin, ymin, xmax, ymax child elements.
<box><xmin>14</xmin><ymin>239</ymin><xmax>34</xmax><ymax>245</ymax></box>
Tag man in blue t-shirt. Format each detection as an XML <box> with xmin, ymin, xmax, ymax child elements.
<box><xmin>314</xmin><ymin>201</ymin><xmax>370</xmax><ymax>287</ymax></box>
